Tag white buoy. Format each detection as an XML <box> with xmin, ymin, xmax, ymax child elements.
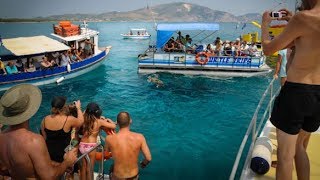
<box><xmin>56</xmin><ymin>77</ymin><xmax>65</xmax><ymax>84</ymax></box>
<box><xmin>67</xmin><ymin>64</ymin><xmax>71</xmax><ymax>73</ymax></box>
<box><xmin>250</xmin><ymin>136</ymin><xmax>273</xmax><ymax>175</ymax></box>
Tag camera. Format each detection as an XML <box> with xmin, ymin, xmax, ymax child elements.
<box><xmin>270</xmin><ymin>12</ymin><xmax>282</xmax><ymax>18</ymax></box>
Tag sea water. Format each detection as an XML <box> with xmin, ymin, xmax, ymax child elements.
<box><xmin>0</xmin><ymin>22</ymin><xmax>273</xmax><ymax>179</ymax></box>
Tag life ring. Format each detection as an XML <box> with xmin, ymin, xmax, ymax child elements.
<box><xmin>95</xmin><ymin>151</ymin><xmax>112</xmax><ymax>161</ymax></box>
<box><xmin>195</xmin><ymin>52</ymin><xmax>209</xmax><ymax>65</ymax></box>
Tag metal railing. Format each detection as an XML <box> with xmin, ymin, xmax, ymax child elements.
<box><xmin>62</xmin><ymin>143</ymin><xmax>105</xmax><ymax>180</ymax></box>
<box><xmin>229</xmin><ymin>78</ymin><xmax>281</xmax><ymax>180</ymax></box>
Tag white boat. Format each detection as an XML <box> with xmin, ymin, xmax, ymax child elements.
<box><xmin>0</xmin><ymin>21</ymin><xmax>112</xmax><ymax>91</ymax></box>
<box><xmin>229</xmin><ymin>79</ymin><xmax>320</xmax><ymax>180</ymax></box>
<box><xmin>138</xmin><ymin>23</ymin><xmax>271</xmax><ymax>77</ymax></box>
<box><xmin>121</xmin><ymin>28</ymin><xmax>151</xmax><ymax>39</ymax></box>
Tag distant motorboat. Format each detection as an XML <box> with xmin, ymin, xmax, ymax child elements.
<box><xmin>121</xmin><ymin>28</ymin><xmax>151</xmax><ymax>39</ymax></box>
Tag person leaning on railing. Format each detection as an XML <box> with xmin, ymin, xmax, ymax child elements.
<box><xmin>105</xmin><ymin>112</ymin><xmax>151</xmax><ymax>180</ymax></box>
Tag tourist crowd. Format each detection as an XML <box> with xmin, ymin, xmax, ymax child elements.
<box><xmin>0</xmin><ymin>38</ymin><xmax>95</xmax><ymax>76</ymax></box>
<box><xmin>163</xmin><ymin>32</ymin><xmax>259</xmax><ymax>57</ymax></box>
<box><xmin>0</xmin><ymin>85</ymin><xmax>151</xmax><ymax>180</ymax></box>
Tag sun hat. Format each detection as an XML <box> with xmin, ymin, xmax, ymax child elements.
<box><xmin>0</xmin><ymin>84</ymin><xmax>42</xmax><ymax>125</ymax></box>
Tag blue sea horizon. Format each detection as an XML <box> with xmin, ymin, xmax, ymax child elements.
<box><xmin>0</xmin><ymin>22</ymin><xmax>273</xmax><ymax>179</ymax></box>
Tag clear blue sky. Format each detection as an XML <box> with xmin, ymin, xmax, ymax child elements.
<box><xmin>0</xmin><ymin>0</ymin><xmax>295</xmax><ymax>18</ymax></box>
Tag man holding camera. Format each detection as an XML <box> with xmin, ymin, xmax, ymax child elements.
<box><xmin>262</xmin><ymin>0</ymin><xmax>320</xmax><ymax>179</ymax></box>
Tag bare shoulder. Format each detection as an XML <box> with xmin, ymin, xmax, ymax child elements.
<box><xmin>132</xmin><ymin>132</ymin><xmax>145</xmax><ymax>141</ymax></box>
<box><xmin>25</xmin><ymin>131</ymin><xmax>46</xmax><ymax>147</ymax></box>
<box><xmin>294</xmin><ymin>10</ymin><xmax>320</xmax><ymax>23</ymax></box>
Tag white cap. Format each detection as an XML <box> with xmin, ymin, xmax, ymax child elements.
<box><xmin>226</xmin><ymin>40</ymin><xmax>230</xmax><ymax>43</ymax></box>
<box><xmin>86</xmin><ymin>36</ymin><xmax>90</xmax><ymax>40</ymax></box>
<box><xmin>236</xmin><ymin>38</ymin><xmax>240</xmax><ymax>41</ymax></box>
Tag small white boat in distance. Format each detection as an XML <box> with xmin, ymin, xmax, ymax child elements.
<box><xmin>121</xmin><ymin>28</ymin><xmax>151</xmax><ymax>39</ymax></box>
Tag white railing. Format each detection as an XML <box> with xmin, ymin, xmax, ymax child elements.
<box><xmin>229</xmin><ymin>78</ymin><xmax>281</xmax><ymax>180</ymax></box>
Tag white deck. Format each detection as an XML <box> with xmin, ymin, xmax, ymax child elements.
<box><xmin>241</xmin><ymin>121</ymin><xmax>320</xmax><ymax>180</ymax></box>
<box><xmin>51</xmin><ymin>28</ymin><xmax>99</xmax><ymax>42</ymax></box>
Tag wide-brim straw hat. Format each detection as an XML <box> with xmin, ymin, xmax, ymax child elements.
<box><xmin>0</xmin><ymin>84</ymin><xmax>42</xmax><ymax>125</ymax></box>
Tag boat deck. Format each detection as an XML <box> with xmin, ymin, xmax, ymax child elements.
<box><xmin>254</xmin><ymin>121</ymin><xmax>320</xmax><ymax>180</ymax></box>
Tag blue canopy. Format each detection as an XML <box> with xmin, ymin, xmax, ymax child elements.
<box><xmin>156</xmin><ymin>23</ymin><xmax>219</xmax><ymax>48</ymax></box>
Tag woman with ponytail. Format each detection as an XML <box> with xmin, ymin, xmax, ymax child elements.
<box><xmin>79</xmin><ymin>102</ymin><xmax>116</xmax><ymax>180</ymax></box>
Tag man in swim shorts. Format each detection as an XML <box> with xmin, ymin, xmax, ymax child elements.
<box><xmin>0</xmin><ymin>84</ymin><xmax>77</xmax><ymax>179</ymax></box>
<box><xmin>261</xmin><ymin>0</ymin><xmax>320</xmax><ymax>179</ymax></box>
<box><xmin>105</xmin><ymin>112</ymin><xmax>152</xmax><ymax>180</ymax></box>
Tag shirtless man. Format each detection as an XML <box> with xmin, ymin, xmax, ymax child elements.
<box><xmin>105</xmin><ymin>112</ymin><xmax>152</xmax><ymax>180</ymax></box>
<box><xmin>261</xmin><ymin>1</ymin><xmax>320</xmax><ymax>179</ymax></box>
<box><xmin>0</xmin><ymin>84</ymin><xmax>77</xmax><ymax>179</ymax></box>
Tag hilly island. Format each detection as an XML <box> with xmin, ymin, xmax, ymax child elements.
<box><xmin>0</xmin><ymin>2</ymin><xmax>262</xmax><ymax>22</ymax></box>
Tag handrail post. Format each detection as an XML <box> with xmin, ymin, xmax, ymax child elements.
<box><xmin>252</xmin><ymin>116</ymin><xmax>256</xmax><ymax>142</ymax></box>
<box><xmin>97</xmin><ymin>144</ymin><xmax>105</xmax><ymax>179</ymax></box>
<box><xmin>269</xmin><ymin>82</ymin><xmax>273</xmax><ymax>118</ymax></box>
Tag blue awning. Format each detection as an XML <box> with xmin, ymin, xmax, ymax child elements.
<box><xmin>156</xmin><ymin>23</ymin><xmax>219</xmax><ymax>48</ymax></box>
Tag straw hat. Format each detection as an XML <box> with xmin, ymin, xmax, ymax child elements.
<box><xmin>0</xmin><ymin>84</ymin><xmax>42</xmax><ymax>125</ymax></box>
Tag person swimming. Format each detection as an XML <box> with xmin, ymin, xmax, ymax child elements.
<box><xmin>147</xmin><ymin>74</ymin><xmax>164</xmax><ymax>88</ymax></box>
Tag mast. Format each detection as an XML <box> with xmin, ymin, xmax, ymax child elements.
<box><xmin>146</xmin><ymin>0</ymin><xmax>157</xmax><ymax>29</ymax></box>
<box><xmin>295</xmin><ymin>0</ymin><xmax>300</xmax><ymax>11</ymax></box>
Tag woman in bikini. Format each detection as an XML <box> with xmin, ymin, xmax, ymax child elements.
<box><xmin>80</xmin><ymin>102</ymin><xmax>116</xmax><ymax>180</ymax></box>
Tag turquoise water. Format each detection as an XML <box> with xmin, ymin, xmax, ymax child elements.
<box><xmin>0</xmin><ymin>22</ymin><xmax>273</xmax><ymax>179</ymax></box>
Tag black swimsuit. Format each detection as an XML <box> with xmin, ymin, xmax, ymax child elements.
<box><xmin>44</xmin><ymin>116</ymin><xmax>71</xmax><ymax>162</ymax></box>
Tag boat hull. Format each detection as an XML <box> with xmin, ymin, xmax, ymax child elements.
<box><xmin>121</xmin><ymin>34</ymin><xmax>151</xmax><ymax>39</ymax></box>
<box><xmin>138</xmin><ymin>53</ymin><xmax>272</xmax><ymax>77</ymax></box>
<box><xmin>0</xmin><ymin>48</ymin><xmax>111</xmax><ymax>91</ymax></box>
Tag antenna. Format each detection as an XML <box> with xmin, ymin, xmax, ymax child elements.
<box><xmin>146</xmin><ymin>0</ymin><xmax>157</xmax><ymax>30</ymax></box>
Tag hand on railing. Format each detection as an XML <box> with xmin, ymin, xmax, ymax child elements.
<box><xmin>273</xmin><ymin>74</ymin><xmax>278</xmax><ymax>79</ymax></box>
<box><xmin>64</xmin><ymin>148</ymin><xmax>78</xmax><ymax>167</ymax></box>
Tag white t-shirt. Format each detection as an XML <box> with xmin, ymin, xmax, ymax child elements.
<box><xmin>61</xmin><ymin>54</ymin><xmax>70</xmax><ymax>66</ymax></box>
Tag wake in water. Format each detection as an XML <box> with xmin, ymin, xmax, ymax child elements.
<box><xmin>147</xmin><ymin>74</ymin><xmax>164</xmax><ymax>88</ymax></box>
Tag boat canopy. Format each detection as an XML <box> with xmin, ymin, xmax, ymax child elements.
<box><xmin>2</xmin><ymin>36</ymin><xmax>70</xmax><ymax>56</ymax></box>
<box><xmin>156</xmin><ymin>23</ymin><xmax>220</xmax><ymax>48</ymax></box>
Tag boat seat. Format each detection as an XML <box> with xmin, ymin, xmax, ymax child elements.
<box><xmin>195</xmin><ymin>45</ymin><xmax>204</xmax><ymax>53</ymax></box>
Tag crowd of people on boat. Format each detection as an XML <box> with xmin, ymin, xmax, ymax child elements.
<box><xmin>0</xmin><ymin>84</ymin><xmax>151</xmax><ymax>180</ymax></box>
<box><xmin>163</xmin><ymin>31</ymin><xmax>260</xmax><ymax>57</ymax></box>
<box><xmin>0</xmin><ymin>39</ymin><xmax>95</xmax><ymax>76</ymax></box>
